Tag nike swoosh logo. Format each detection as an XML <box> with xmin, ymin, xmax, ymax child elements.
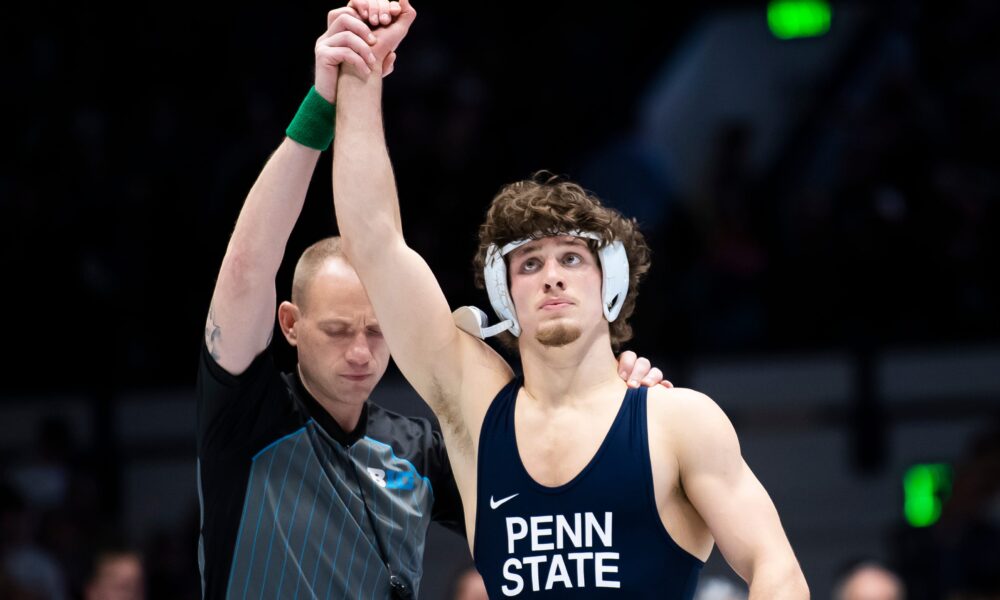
<box><xmin>490</xmin><ymin>493</ymin><xmax>519</xmax><ymax>509</ymax></box>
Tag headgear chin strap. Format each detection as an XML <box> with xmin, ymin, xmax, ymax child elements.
<box><xmin>453</xmin><ymin>230</ymin><xmax>630</xmax><ymax>339</ymax></box>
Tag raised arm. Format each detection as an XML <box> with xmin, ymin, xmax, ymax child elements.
<box><xmin>206</xmin><ymin>8</ymin><xmax>383</xmax><ymax>374</ymax></box>
<box><xmin>207</xmin><ymin>137</ymin><xmax>317</xmax><ymax>373</ymax></box>
<box><xmin>670</xmin><ymin>391</ymin><xmax>809</xmax><ymax>599</ymax></box>
<box><xmin>332</xmin><ymin>0</ymin><xmax>511</xmax><ymax>428</ymax></box>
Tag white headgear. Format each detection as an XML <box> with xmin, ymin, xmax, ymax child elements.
<box><xmin>453</xmin><ymin>230</ymin><xmax>629</xmax><ymax>339</ymax></box>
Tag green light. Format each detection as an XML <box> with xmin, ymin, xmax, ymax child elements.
<box><xmin>903</xmin><ymin>463</ymin><xmax>952</xmax><ymax>528</ymax></box>
<box><xmin>767</xmin><ymin>0</ymin><xmax>832</xmax><ymax>40</ymax></box>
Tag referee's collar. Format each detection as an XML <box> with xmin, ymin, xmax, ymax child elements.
<box><xmin>285</xmin><ymin>371</ymin><xmax>369</xmax><ymax>446</ymax></box>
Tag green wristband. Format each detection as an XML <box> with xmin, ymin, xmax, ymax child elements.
<box><xmin>286</xmin><ymin>87</ymin><xmax>335</xmax><ymax>151</ymax></box>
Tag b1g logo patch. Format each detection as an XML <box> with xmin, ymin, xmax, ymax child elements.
<box><xmin>367</xmin><ymin>467</ymin><xmax>416</xmax><ymax>490</ymax></box>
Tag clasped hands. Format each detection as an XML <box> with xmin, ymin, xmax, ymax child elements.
<box><xmin>313</xmin><ymin>0</ymin><xmax>416</xmax><ymax>102</ymax></box>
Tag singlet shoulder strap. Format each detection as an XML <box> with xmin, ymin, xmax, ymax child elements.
<box><xmin>482</xmin><ymin>375</ymin><xmax>520</xmax><ymax>421</ymax></box>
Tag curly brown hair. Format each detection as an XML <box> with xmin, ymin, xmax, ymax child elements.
<box><xmin>473</xmin><ymin>173</ymin><xmax>651</xmax><ymax>350</ymax></box>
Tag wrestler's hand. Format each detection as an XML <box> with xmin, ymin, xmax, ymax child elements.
<box><xmin>348</xmin><ymin>0</ymin><xmax>402</xmax><ymax>27</ymax></box>
<box><xmin>617</xmin><ymin>351</ymin><xmax>673</xmax><ymax>389</ymax></box>
<box><xmin>314</xmin><ymin>6</ymin><xmax>397</xmax><ymax>103</ymax></box>
<box><xmin>346</xmin><ymin>0</ymin><xmax>415</xmax><ymax>69</ymax></box>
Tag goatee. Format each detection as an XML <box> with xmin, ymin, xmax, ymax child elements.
<box><xmin>535</xmin><ymin>322</ymin><xmax>582</xmax><ymax>347</ymax></box>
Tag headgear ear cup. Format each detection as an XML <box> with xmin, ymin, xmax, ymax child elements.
<box><xmin>598</xmin><ymin>240</ymin><xmax>629</xmax><ymax>322</ymax></box>
<box><xmin>484</xmin><ymin>244</ymin><xmax>520</xmax><ymax>337</ymax></box>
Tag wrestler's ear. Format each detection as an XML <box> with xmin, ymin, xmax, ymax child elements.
<box><xmin>278</xmin><ymin>301</ymin><xmax>301</xmax><ymax>347</ymax></box>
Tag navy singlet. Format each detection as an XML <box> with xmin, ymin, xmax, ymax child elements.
<box><xmin>474</xmin><ymin>377</ymin><xmax>703</xmax><ymax>598</ymax></box>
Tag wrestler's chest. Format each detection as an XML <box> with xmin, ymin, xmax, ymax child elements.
<box><xmin>514</xmin><ymin>410</ymin><xmax>615</xmax><ymax>488</ymax></box>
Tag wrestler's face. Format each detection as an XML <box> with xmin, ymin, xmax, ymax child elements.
<box><xmin>286</xmin><ymin>257</ymin><xmax>390</xmax><ymax>407</ymax></box>
<box><xmin>507</xmin><ymin>236</ymin><xmax>605</xmax><ymax>348</ymax></box>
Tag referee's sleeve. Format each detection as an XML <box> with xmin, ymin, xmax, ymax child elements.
<box><xmin>427</xmin><ymin>426</ymin><xmax>467</xmax><ymax>537</ymax></box>
<box><xmin>196</xmin><ymin>340</ymin><xmax>284</xmax><ymax>459</ymax></box>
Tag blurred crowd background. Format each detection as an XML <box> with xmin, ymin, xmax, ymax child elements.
<box><xmin>2</xmin><ymin>0</ymin><xmax>998</xmax><ymax>598</ymax></box>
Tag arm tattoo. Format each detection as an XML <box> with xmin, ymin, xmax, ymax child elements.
<box><xmin>205</xmin><ymin>304</ymin><xmax>222</xmax><ymax>360</ymax></box>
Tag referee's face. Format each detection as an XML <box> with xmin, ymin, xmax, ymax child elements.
<box><xmin>293</xmin><ymin>257</ymin><xmax>391</xmax><ymax>409</ymax></box>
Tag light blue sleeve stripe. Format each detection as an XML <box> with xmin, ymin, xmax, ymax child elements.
<box><xmin>370</xmin><ymin>561</ymin><xmax>389</xmax><ymax>600</ymax></box>
<box><xmin>292</xmin><ymin>457</ymin><xmax>325</xmax><ymax>600</ymax></box>
<box><xmin>257</xmin><ymin>432</ymin><xmax>305</xmax><ymax>596</ymax></box>
<box><xmin>275</xmin><ymin>448</ymin><xmax>314</xmax><ymax>596</ymax></box>
<box><xmin>323</xmin><ymin>506</ymin><xmax>352</xmax><ymax>599</ymax></box>
<box><xmin>223</xmin><ymin>459</ymin><xmax>256</xmax><ymax>597</ymax></box>
<box><xmin>239</xmin><ymin>437</ymin><xmax>287</xmax><ymax>599</ymax></box>
<box><xmin>307</xmin><ymin>483</ymin><xmax>335</xmax><ymax>593</ymax></box>
<box><xmin>252</xmin><ymin>423</ymin><xmax>310</xmax><ymax>462</ymax></box>
<box><xmin>351</xmin><ymin>442</ymin><xmax>377</xmax><ymax>597</ymax></box>
<box><xmin>310</xmin><ymin>442</ymin><xmax>350</xmax><ymax>592</ymax></box>
<box><xmin>341</xmin><ymin>523</ymin><xmax>365</xmax><ymax>597</ymax></box>
<box><xmin>357</xmin><ymin>542</ymin><xmax>375</xmax><ymax>597</ymax></box>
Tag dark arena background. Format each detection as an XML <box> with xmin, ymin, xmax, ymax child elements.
<box><xmin>3</xmin><ymin>0</ymin><xmax>999</xmax><ymax>598</ymax></box>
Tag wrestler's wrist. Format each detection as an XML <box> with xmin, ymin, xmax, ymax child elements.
<box><xmin>285</xmin><ymin>86</ymin><xmax>335</xmax><ymax>151</ymax></box>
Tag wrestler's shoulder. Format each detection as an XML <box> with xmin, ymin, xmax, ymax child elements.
<box><xmin>645</xmin><ymin>386</ymin><xmax>729</xmax><ymax>428</ymax></box>
<box><xmin>646</xmin><ymin>385</ymin><xmax>717</xmax><ymax>408</ymax></box>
